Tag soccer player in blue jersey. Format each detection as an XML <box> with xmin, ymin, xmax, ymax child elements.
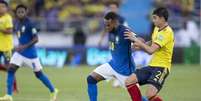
<box><xmin>87</xmin><ymin>12</ymin><xmax>142</xmax><ymax>101</ymax></box>
<box><xmin>0</xmin><ymin>4</ymin><xmax>58</xmax><ymax>101</ymax></box>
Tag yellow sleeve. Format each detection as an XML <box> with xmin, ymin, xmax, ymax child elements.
<box><xmin>153</xmin><ymin>32</ymin><xmax>171</xmax><ymax>47</ymax></box>
<box><xmin>5</xmin><ymin>15</ymin><xmax>13</xmax><ymax>28</ymax></box>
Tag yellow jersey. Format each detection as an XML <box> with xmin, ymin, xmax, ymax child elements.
<box><xmin>0</xmin><ymin>13</ymin><xmax>13</xmax><ymax>51</ymax></box>
<box><xmin>148</xmin><ymin>26</ymin><xmax>174</xmax><ymax>71</ymax></box>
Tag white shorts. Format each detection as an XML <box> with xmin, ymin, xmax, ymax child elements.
<box><xmin>10</xmin><ymin>52</ymin><xmax>42</xmax><ymax>72</ymax></box>
<box><xmin>94</xmin><ymin>63</ymin><xmax>128</xmax><ymax>87</ymax></box>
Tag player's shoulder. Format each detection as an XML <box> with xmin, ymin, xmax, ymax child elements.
<box><xmin>162</xmin><ymin>26</ymin><xmax>174</xmax><ymax>38</ymax></box>
<box><xmin>25</xmin><ymin>18</ymin><xmax>33</xmax><ymax>24</ymax></box>
<box><xmin>25</xmin><ymin>18</ymin><xmax>36</xmax><ymax>27</ymax></box>
<box><xmin>166</xmin><ymin>26</ymin><xmax>174</xmax><ymax>34</ymax></box>
<box><xmin>119</xmin><ymin>24</ymin><xmax>129</xmax><ymax>31</ymax></box>
<box><xmin>3</xmin><ymin>13</ymin><xmax>12</xmax><ymax>20</ymax></box>
<box><xmin>154</xmin><ymin>26</ymin><xmax>159</xmax><ymax>31</ymax></box>
<box><xmin>160</xmin><ymin>26</ymin><xmax>174</xmax><ymax>41</ymax></box>
<box><xmin>118</xmin><ymin>15</ymin><xmax>125</xmax><ymax>23</ymax></box>
<box><xmin>162</xmin><ymin>26</ymin><xmax>173</xmax><ymax>33</ymax></box>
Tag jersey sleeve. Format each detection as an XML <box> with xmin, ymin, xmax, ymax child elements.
<box><xmin>5</xmin><ymin>15</ymin><xmax>13</xmax><ymax>29</ymax></box>
<box><xmin>29</xmin><ymin>21</ymin><xmax>38</xmax><ymax>35</ymax></box>
<box><xmin>153</xmin><ymin>32</ymin><xmax>171</xmax><ymax>47</ymax></box>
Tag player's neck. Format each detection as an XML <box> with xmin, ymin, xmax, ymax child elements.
<box><xmin>19</xmin><ymin>17</ymin><xmax>27</xmax><ymax>22</ymax></box>
<box><xmin>158</xmin><ymin>22</ymin><xmax>168</xmax><ymax>31</ymax></box>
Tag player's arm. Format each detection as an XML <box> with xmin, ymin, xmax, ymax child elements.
<box><xmin>24</xmin><ymin>35</ymin><xmax>38</xmax><ymax>48</ymax></box>
<box><xmin>131</xmin><ymin>37</ymin><xmax>145</xmax><ymax>51</ymax></box>
<box><xmin>0</xmin><ymin>28</ymin><xmax>12</xmax><ymax>34</ymax></box>
<box><xmin>23</xmin><ymin>23</ymin><xmax>39</xmax><ymax>48</ymax></box>
<box><xmin>135</xmin><ymin>41</ymin><xmax>160</xmax><ymax>55</ymax></box>
<box><xmin>16</xmin><ymin>35</ymin><xmax>38</xmax><ymax>52</ymax></box>
<box><xmin>1</xmin><ymin>15</ymin><xmax>13</xmax><ymax>34</ymax></box>
<box><xmin>124</xmin><ymin>30</ymin><xmax>160</xmax><ymax>55</ymax></box>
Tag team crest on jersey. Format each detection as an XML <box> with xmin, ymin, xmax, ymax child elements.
<box><xmin>115</xmin><ymin>36</ymin><xmax>119</xmax><ymax>44</ymax></box>
<box><xmin>157</xmin><ymin>34</ymin><xmax>164</xmax><ymax>41</ymax></box>
<box><xmin>21</xmin><ymin>26</ymin><xmax>26</xmax><ymax>32</ymax></box>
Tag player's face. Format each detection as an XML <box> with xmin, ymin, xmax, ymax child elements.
<box><xmin>0</xmin><ymin>3</ymin><xmax>7</xmax><ymax>15</ymax></box>
<box><xmin>16</xmin><ymin>8</ymin><xmax>27</xmax><ymax>19</ymax></box>
<box><xmin>104</xmin><ymin>19</ymin><xmax>116</xmax><ymax>32</ymax></box>
<box><xmin>152</xmin><ymin>14</ymin><xmax>163</xmax><ymax>27</ymax></box>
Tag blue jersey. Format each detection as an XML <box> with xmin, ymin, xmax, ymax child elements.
<box><xmin>14</xmin><ymin>18</ymin><xmax>38</xmax><ymax>59</ymax></box>
<box><xmin>108</xmin><ymin>25</ymin><xmax>135</xmax><ymax>76</ymax></box>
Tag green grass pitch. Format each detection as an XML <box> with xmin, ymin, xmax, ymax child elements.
<box><xmin>0</xmin><ymin>64</ymin><xmax>201</xmax><ymax>101</ymax></box>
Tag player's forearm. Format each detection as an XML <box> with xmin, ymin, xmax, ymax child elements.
<box><xmin>24</xmin><ymin>37</ymin><xmax>38</xmax><ymax>48</ymax></box>
<box><xmin>0</xmin><ymin>28</ymin><xmax>12</xmax><ymax>34</ymax></box>
<box><xmin>139</xmin><ymin>42</ymin><xmax>155</xmax><ymax>55</ymax></box>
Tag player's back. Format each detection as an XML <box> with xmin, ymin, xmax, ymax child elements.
<box><xmin>109</xmin><ymin>25</ymin><xmax>135</xmax><ymax>76</ymax></box>
<box><xmin>14</xmin><ymin>17</ymin><xmax>37</xmax><ymax>58</ymax></box>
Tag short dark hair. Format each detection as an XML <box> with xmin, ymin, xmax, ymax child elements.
<box><xmin>0</xmin><ymin>0</ymin><xmax>8</xmax><ymax>6</ymax></box>
<box><xmin>16</xmin><ymin>4</ymin><xmax>28</xmax><ymax>11</ymax></box>
<box><xmin>153</xmin><ymin>7</ymin><xmax>169</xmax><ymax>21</ymax></box>
<box><xmin>104</xmin><ymin>12</ymin><xmax>118</xmax><ymax>20</ymax></box>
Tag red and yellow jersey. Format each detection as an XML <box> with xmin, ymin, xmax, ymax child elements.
<box><xmin>0</xmin><ymin>13</ymin><xmax>14</xmax><ymax>51</ymax></box>
<box><xmin>148</xmin><ymin>26</ymin><xmax>174</xmax><ymax>71</ymax></box>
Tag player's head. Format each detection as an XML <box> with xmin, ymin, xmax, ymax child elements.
<box><xmin>104</xmin><ymin>12</ymin><xmax>119</xmax><ymax>32</ymax></box>
<box><xmin>15</xmin><ymin>4</ymin><xmax>28</xmax><ymax>19</ymax></box>
<box><xmin>108</xmin><ymin>1</ymin><xmax>120</xmax><ymax>13</ymax></box>
<box><xmin>152</xmin><ymin>7</ymin><xmax>169</xmax><ymax>27</ymax></box>
<box><xmin>0</xmin><ymin>0</ymin><xmax>8</xmax><ymax>15</ymax></box>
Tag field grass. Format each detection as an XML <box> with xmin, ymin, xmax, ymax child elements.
<box><xmin>0</xmin><ymin>64</ymin><xmax>201</xmax><ymax>101</ymax></box>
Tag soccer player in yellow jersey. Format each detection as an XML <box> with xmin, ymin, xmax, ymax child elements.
<box><xmin>124</xmin><ymin>7</ymin><xmax>174</xmax><ymax>101</ymax></box>
<box><xmin>0</xmin><ymin>0</ymin><xmax>18</xmax><ymax>93</ymax></box>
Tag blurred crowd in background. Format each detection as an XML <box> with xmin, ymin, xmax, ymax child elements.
<box><xmin>7</xmin><ymin>0</ymin><xmax>200</xmax><ymax>34</ymax></box>
<box><xmin>9</xmin><ymin>0</ymin><xmax>110</xmax><ymax>33</ymax></box>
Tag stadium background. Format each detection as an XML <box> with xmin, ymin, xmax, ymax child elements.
<box><xmin>0</xmin><ymin>0</ymin><xmax>201</xmax><ymax>101</ymax></box>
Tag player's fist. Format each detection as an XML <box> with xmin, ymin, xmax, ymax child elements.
<box><xmin>124</xmin><ymin>29</ymin><xmax>137</xmax><ymax>41</ymax></box>
<box><xmin>132</xmin><ymin>37</ymin><xmax>145</xmax><ymax>50</ymax></box>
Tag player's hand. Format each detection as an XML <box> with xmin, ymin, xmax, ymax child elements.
<box><xmin>124</xmin><ymin>29</ymin><xmax>137</xmax><ymax>42</ymax></box>
<box><xmin>132</xmin><ymin>42</ymin><xmax>141</xmax><ymax>50</ymax></box>
<box><xmin>132</xmin><ymin>37</ymin><xmax>145</xmax><ymax>50</ymax></box>
<box><xmin>15</xmin><ymin>45</ymin><xmax>27</xmax><ymax>52</ymax></box>
<box><xmin>125</xmin><ymin>73</ymin><xmax>138</xmax><ymax>86</ymax></box>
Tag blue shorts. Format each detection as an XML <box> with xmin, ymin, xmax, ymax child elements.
<box><xmin>135</xmin><ymin>66</ymin><xmax>169</xmax><ymax>91</ymax></box>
